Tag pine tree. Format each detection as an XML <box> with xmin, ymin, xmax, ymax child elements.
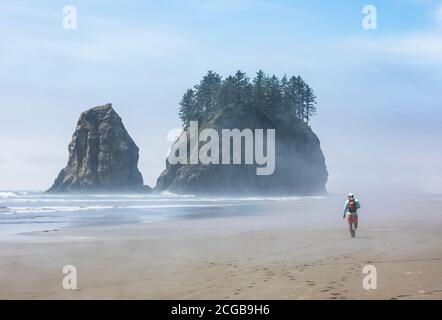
<box><xmin>178</xmin><ymin>70</ymin><xmax>317</xmax><ymax>127</ymax></box>
<box><xmin>194</xmin><ymin>70</ymin><xmax>221</xmax><ymax>116</ymax></box>
<box><xmin>233</xmin><ymin>70</ymin><xmax>252</xmax><ymax>108</ymax></box>
<box><xmin>282</xmin><ymin>74</ymin><xmax>298</xmax><ymax>121</ymax></box>
<box><xmin>304</xmin><ymin>84</ymin><xmax>317</xmax><ymax>123</ymax></box>
<box><xmin>281</xmin><ymin>75</ymin><xmax>297</xmax><ymax>120</ymax></box>
<box><xmin>264</xmin><ymin>75</ymin><xmax>282</xmax><ymax>118</ymax></box>
<box><xmin>252</xmin><ymin>70</ymin><xmax>267</xmax><ymax>115</ymax></box>
<box><xmin>178</xmin><ymin>89</ymin><xmax>196</xmax><ymax>126</ymax></box>
<box><xmin>293</xmin><ymin>76</ymin><xmax>306</xmax><ymax>121</ymax></box>
<box><xmin>217</xmin><ymin>75</ymin><xmax>236</xmax><ymax>111</ymax></box>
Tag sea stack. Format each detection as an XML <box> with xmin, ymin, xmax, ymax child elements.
<box><xmin>47</xmin><ymin>104</ymin><xmax>150</xmax><ymax>193</ymax></box>
<box><xmin>155</xmin><ymin>109</ymin><xmax>328</xmax><ymax>196</ymax></box>
<box><xmin>154</xmin><ymin>70</ymin><xmax>328</xmax><ymax>195</ymax></box>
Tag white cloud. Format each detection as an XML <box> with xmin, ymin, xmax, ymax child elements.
<box><xmin>342</xmin><ymin>31</ymin><xmax>442</xmax><ymax>65</ymax></box>
<box><xmin>339</xmin><ymin>3</ymin><xmax>442</xmax><ymax>66</ymax></box>
<box><xmin>0</xmin><ymin>6</ymin><xmax>197</xmax><ymax>64</ymax></box>
<box><xmin>327</xmin><ymin>4</ymin><xmax>442</xmax><ymax>66</ymax></box>
<box><xmin>48</xmin><ymin>28</ymin><xmax>193</xmax><ymax>63</ymax></box>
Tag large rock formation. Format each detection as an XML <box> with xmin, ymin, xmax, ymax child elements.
<box><xmin>155</xmin><ymin>107</ymin><xmax>328</xmax><ymax>196</ymax></box>
<box><xmin>47</xmin><ymin>104</ymin><xmax>150</xmax><ymax>193</ymax></box>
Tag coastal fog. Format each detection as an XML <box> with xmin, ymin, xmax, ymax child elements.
<box><xmin>1</xmin><ymin>192</ymin><xmax>441</xmax><ymax>299</ymax></box>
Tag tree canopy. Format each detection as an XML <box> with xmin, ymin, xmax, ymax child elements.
<box><xmin>179</xmin><ymin>70</ymin><xmax>317</xmax><ymax>127</ymax></box>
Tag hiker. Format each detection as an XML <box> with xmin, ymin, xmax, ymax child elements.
<box><xmin>343</xmin><ymin>193</ymin><xmax>361</xmax><ymax>238</ymax></box>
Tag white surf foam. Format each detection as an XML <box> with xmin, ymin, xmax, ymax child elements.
<box><xmin>4</xmin><ymin>205</ymin><xmax>114</xmax><ymax>215</ymax></box>
<box><xmin>0</xmin><ymin>192</ymin><xmax>20</xmax><ymax>199</ymax></box>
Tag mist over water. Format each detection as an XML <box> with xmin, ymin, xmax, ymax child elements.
<box><xmin>0</xmin><ymin>191</ymin><xmax>318</xmax><ymax>237</ymax></box>
<box><xmin>1</xmin><ymin>190</ymin><xmax>440</xmax><ymax>241</ymax></box>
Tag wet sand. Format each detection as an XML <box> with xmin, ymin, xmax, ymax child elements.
<box><xmin>1</xmin><ymin>195</ymin><xmax>441</xmax><ymax>299</ymax></box>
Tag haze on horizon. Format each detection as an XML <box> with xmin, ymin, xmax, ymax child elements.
<box><xmin>0</xmin><ymin>0</ymin><xmax>441</xmax><ymax>195</ymax></box>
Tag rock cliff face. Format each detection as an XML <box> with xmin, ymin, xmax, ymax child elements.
<box><xmin>47</xmin><ymin>104</ymin><xmax>149</xmax><ymax>193</ymax></box>
<box><xmin>155</xmin><ymin>107</ymin><xmax>328</xmax><ymax>195</ymax></box>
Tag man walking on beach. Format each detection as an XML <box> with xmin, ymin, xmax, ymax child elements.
<box><xmin>343</xmin><ymin>193</ymin><xmax>361</xmax><ymax>238</ymax></box>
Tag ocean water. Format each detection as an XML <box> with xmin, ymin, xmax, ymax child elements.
<box><xmin>0</xmin><ymin>191</ymin><xmax>322</xmax><ymax>240</ymax></box>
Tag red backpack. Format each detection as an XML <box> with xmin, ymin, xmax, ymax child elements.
<box><xmin>348</xmin><ymin>200</ymin><xmax>357</xmax><ymax>213</ymax></box>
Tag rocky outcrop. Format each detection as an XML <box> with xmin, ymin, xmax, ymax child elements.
<box><xmin>47</xmin><ymin>104</ymin><xmax>150</xmax><ymax>193</ymax></box>
<box><xmin>155</xmin><ymin>107</ymin><xmax>328</xmax><ymax>195</ymax></box>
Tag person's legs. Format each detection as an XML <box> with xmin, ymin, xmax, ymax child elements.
<box><xmin>349</xmin><ymin>215</ymin><xmax>358</xmax><ymax>238</ymax></box>
<box><xmin>353</xmin><ymin>215</ymin><xmax>358</xmax><ymax>231</ymax></box>
<box><xmin>347</xmin><ymin>215</ymin><xmax>355</xmax><ymax>237</ymax></box>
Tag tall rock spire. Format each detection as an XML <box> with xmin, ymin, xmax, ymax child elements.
<box><xmin>47</xmin><ymin>104</ymin><xmax>150</xmax><ymax>193</ymax></box>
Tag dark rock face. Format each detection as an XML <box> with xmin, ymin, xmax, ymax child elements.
<box><xmin>155</xmin><ymin>108</ymin><xmax>328</xmax><ymax>196</ymax></box>
<box><xmin>47</xmin><ymin>104</ymin><xmax>150</xmax><ymax>193</ymax></box>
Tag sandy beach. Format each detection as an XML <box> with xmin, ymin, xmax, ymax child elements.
<box><xmin>1</xmin><ymin>194</ymin><xmax>441</xmax><ymax>300</ymax></box>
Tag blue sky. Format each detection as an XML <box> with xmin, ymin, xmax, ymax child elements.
<box><xmin>0</xmin><ymin>0</ymin><xmax>441</xmax><ymax>194</ymax></box>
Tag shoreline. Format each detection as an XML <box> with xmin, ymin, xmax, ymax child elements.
<box><xmin>1</xmin><ymin>195</ymin><xmax>441</xmax><ymax>299</ymax></box>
